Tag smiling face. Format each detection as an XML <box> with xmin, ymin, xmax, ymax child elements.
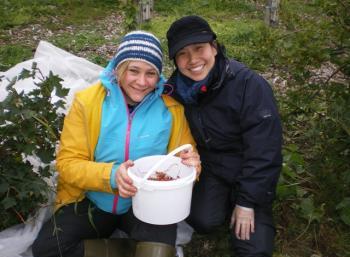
<box><xmin>117</xmin><ymin>61</ymin><xmax>159</xmax><ymax>105</ymax></box>
<box><xmin>175</xmin><ymin>42</ymin><xmax>217</xmax><ymax>81</ymax></box>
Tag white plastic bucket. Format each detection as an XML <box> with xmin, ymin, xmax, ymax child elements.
<box><xmin>128</xmin><ymin>155</ymin><xmax>196</xmax><ymax>225</ymax></box>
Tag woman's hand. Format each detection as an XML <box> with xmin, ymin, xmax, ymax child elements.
<box><xmin>116</xmin><ymin>160</ymin><xmax>137</xmax><ymax>198</ymax></box>
<box><xmin>179</xmin><ymin>148</ymin><xmax>201</xmax><ymax>179</ymax></box>
<box><xmin>230</xmin><ymin>205</ymin><xmax>255</xmax><ymax>240</ymax></box>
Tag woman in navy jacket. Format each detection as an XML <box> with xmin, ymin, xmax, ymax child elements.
<box><xmin>165</xmin><ymin>15</ymin><xmax>283</xmax><ymax>257</ymax></box>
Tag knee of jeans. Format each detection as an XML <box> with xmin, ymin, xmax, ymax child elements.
<box><xmin>232</xmin><ymin>222</ymin><xmax>275</xmax><ymax>257</ymax></box>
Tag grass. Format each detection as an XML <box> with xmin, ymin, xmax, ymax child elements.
<box><xmin>0</xmin><ymin>0</ymin><xmax>120</xmax><ymax>29</ymax></box>
<box><xmin>0</xmin><ymin>45</ymin><xmax>33</xmax><ymax>71</ymax></box>
<box><xmin>0</xmin><ymin>2</ymin><xmax>127</xmax><ymax>70</ymax></box>
<box><xmin>154</xmin><ymin>0</ymin><xmax>258</xmax><ymax>18</ymax></box>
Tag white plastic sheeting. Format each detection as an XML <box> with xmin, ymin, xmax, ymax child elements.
<box><xmin>176</xmin><ymin>221</ymin><xmax>194</xmax><ymax>257</ymax></box>
<box><xmin>0</xmin><ymin>196</ymin><xmax>55</xmax><ymax>257</ymax></box>
<box><xmin>0</xmin><ymin>40</ymin><xmax>103</xmax><ymax>109</ymax></box>
<box><xmin>0</xmin><ymin>41</ymin><xmax>193</xmax><ymax>257</ymax></box>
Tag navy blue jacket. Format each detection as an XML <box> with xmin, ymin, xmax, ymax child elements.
<box><xmin>165</xmin><ymin>54</ymin><xmax>282</xmax><ymax>208</ymax></box>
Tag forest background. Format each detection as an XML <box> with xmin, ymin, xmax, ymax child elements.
<box><xmin>0</xmin><ymin>0</ymin><xmax>349</xmax><ymax>256</ymax></box>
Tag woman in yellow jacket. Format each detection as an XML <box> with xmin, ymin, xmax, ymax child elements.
<box><xmin>32</xmin><ymin>31</ymin><xmax>200</xmax><ymax>257</ymax></box>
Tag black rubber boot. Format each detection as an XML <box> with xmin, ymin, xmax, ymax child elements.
<box><xmin>84</xmin><ymin>238</ymin><xmax>136</xmax><ymax>257</ymax></box>
<box><xmin>134</xmin><ymin>242</ymin><xmax>176</xmax><ymax>257</ymax></box>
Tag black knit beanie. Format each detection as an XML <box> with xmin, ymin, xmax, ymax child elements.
<box><xmin>167</xmin><ymin>15</ymin><xmax>216</xmax><ymax>59</ymax></box>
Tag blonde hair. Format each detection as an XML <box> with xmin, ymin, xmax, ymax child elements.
<box><xmin>115</xmin><ymin>61</ymin><xmax>131</xmax><ymax>84</ymax></box>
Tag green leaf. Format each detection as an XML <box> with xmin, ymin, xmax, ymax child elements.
<box><xmin>36</xmin><ymin>149</ymin><xmax>53</xmax><ymax>164</ymax></box>
<box><xmin>299</xmin><ymin>197</ymin><xmax>325</xmax><ymax>223</ymax></box>
<box><xmin>339</xmin><ymin>208</ymin><xmax>350</xmax><ymax>226</ymax></box>
<box><xmin>276</xmin><ymin>184</ymin><xmax>297</xmax><ymax>200</ymax></box>
<box><xmin>0</xmin><ymin>182</ymin><xmax>9</xmax><ymax>194</ymax></box>
<box><xmin>22</xmin><ymin>109</ymin><xmax>35</xmax><ymax>120</ymax></box>
<box><xmin>23</xmin><ymin>144</ymin><xmax>36</xmax><ymax>155</ymax></box>
<box><xmin>18</xmin><ymin>68</ymin><xmax>31</xmax><ymax>80</ymax></box>
<box><xmin>55</xmin><ymin>85</ymin><xmax>69</xmax><ymax>98</ymax></box>
<box><xmin>1</xmin><ymin>197</ymin><xmax>16</xmax><ymax>209</ymax></box>
<box><xmin>336</xmin><ymin>198</ymin><xmax>350</xmax><ymax>226</ymax></box>
<box><xmin>300</xmin><ymin>197</ymin><xmax>315</xmax><ymax>219</ymax></box>
<box><xmin>282</xmin><ymin>164</ymin><xmax>297</xmax><ymax>179</ymax></box>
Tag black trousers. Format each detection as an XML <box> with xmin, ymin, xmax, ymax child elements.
<box><xmin>32</xmin><ymin>198</ymin><xmax>176</xmax><ymax>257</ymax></box>
<box><xmin>186</xmin><ymin>170</ymin><xmax>275</xmax><ymax>257</ymax></box>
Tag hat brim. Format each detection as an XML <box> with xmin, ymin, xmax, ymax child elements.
<box><xmin>169</xmin><ymin>33</ymin><xmax>215</xmax><ymax>59</ymax></box>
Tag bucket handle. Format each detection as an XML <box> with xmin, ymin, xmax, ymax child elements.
<box><xmin>139</xmin><ymin>144</ymin><xmax>193</xmax><ymax>186</ymax></box>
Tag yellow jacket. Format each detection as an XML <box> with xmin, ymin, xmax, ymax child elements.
<box><xmin>55</xmin><ymin>82</ymin><xmax>196</xmax><ymax>210</ymax></box>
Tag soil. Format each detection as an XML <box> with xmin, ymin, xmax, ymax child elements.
<box><xmin>1</xmin><ymin>13</ymin><xmax>125</xmax><ymax>61</ymax></box>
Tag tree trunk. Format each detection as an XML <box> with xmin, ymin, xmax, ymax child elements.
<box><xmin>137</xmin><ymin>0</ymin><xmax>154</xmax><ymax>23</ymax></box>
<box><xmin>120</xmin><ymin>0</ymin><xmax>153</xmax><ymax>24</ymax></box>
<box><xmin>265</xmin><ymin>0</ymin><xmax>280</xmax><ymax>27</ymax></box>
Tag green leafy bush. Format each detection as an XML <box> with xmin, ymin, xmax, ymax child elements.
<box><xmin>273</xmin><ymin>2</ymin><xmax>350</xmax><ymax>255</ymax></box>
<box><xmin>0</xmin><ymin>63</ymin><xmax>68</xmax><ymax>230</ymax></box>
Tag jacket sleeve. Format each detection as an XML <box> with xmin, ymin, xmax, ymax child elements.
<box><xmin>56</xmin><ymin>98</ymin><xmax>114</xmax><ymax>193</ymax></box>
<box><xmin>235</xmin><ymin>72</ymin><xmax>283</xmax><ymax>208</ymax></box>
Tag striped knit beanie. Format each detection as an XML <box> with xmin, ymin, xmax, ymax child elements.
<box><xmin>114</xmin><ymin>31</ymin><xmax>163</xmax><ymax>75</ymax></box>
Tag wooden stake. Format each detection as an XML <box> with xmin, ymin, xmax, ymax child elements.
<box><xmin>265</xmin><ymin>0</ymin><xmax>280</xmax><ymax>27</ymax></box>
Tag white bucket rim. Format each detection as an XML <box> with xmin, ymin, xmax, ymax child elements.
<box><xmin>128</xmin><ymin>155</ymin><xmax>196</xmax><ymax>191</ymax></box>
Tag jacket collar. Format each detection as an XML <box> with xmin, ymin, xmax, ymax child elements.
<box><xmin>164</xmin><ymin>49</ymin><xmax>233</xmax><ymax>100</ymax></box>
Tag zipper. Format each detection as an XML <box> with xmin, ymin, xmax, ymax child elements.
<box><xmin>112</xmin><ymin>95</ymin><xmax>151</xmax><ymax>214</ymax></box>
<box><xmin>125</xmin><ymin>111</ymin><xmax>135</xmax><ymax>161</ymax></box>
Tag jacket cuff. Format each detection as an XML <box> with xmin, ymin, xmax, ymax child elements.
<box><xmin>236</xmin><ymin>196</ymin><xmax>255</xmax><ymax>209</ymax></box>
<box><xmin>110</xmin><ymin>163</ymin><xmax>119</xmax><ymax>189</ymax></box>
<box><xmin>236</xmin><ymin>204</ymin><xmax>254</xmax><ymax>212</ymax></box>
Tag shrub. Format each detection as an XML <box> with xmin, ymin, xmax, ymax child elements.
<box><xmin>0</xmin><ymin>63</ymin><xmax>68</xmax><ymax>230</ymax></box>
